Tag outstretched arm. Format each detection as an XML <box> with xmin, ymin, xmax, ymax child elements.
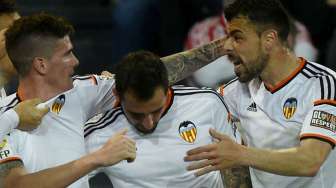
<box><xmin>161</xmin><ymin>37</ymin><xmax>228</xmax><ymax>85</ymax></box>
<box><xmin>1</xmin><ymin>129</ymin><xmax>136</xmax><ymax>188</ymax></box>
<box><xmin>0</xmin><ymin>98</ymin><xmax>49</xmax><ymax>141</ymax></box>
<box><xmin>185</xmin><ymin>129</ymin><xmax>331</xmax><ymax>177</ymax></box>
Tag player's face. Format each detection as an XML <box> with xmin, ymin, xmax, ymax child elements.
<box><xmin>224</xmin><ymin>17</ymin><xmax>269</xmax><ymax>82</ymax></box>
<box><xmin>46</xmin><ymin>35</ymin><xmax>79</xmax><ymax>90</ymax></box>
<box><xmin>121</xmin><ymin>87</ymin><xmax>167</xmax><ymax>134</ymax></box>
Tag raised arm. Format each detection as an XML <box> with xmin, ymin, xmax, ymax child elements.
<box><xmin>161</xmin><ymin>37</ymin><xmax>228</xmax><ymax>85</ymax></box>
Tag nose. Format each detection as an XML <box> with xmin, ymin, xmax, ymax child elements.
<box><xmin>73</xmin><ymin>54</ymin><xmax>80</xmax><ymax>67</ymax></box>
<box><xmin>223</xmin><ymin>37</ymin><xmax>234</xmax><ymax>52</ymax></box>
<box><xmin>142</xmin><ymin>114</ymin><xmax>155</xmax><ymax>130</ymax></box>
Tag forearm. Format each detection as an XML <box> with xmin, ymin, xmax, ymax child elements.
<box><xmin>5</xmin><ymin>153</ymin><xmax>99</xmax><ymax>188</ymax></box>
<box><xmin>161</xmin><ymin>38</ymin><xmax>227</xmax><ymax>85</ymax></box>
<box><xmin>0</xmin><ymin>109</ymin><xmax>19</xmax><ymax>140</ymax></box>
<box><xmin>240</xmin><ymin>144</ymin><xmax>329</xmax><ymax>176</ymax></box>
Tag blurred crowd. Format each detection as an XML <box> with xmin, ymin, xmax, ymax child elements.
<box><xmin>2</xmin><ymin>0</ymin><xmax>336</xmax><ymax>90</ymax></box>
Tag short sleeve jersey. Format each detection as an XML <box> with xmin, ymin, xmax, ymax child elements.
<box><xmin>0</xmin><ymin>75</ymin><xmax>116</xmax><ymax>188</ymax></box>
<box><xmin>218</xmin><ymin>58</ymin><xmax>336</xmax><ymax>188</ymax></box>
<box><xmin>85</xmin><ymin>85</ymin><xmax>240</xmax><ymax>188</ymax></box>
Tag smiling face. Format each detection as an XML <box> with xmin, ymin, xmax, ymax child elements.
<box><xmin>121</xmin><ymin>86</ymin><xmax>168</xmax><ymax>134</ymax></box>
<box><xmin>45</xmin><ymin>35</ymin><xmax>79</xmax><ymax>90</ymax></box>
<box><xmin>225</xmin><ymin>17</ymin><xmax>269</xmax><ymax>83</ymax></box>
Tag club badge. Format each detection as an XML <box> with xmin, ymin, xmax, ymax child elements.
<box><xmin>283</xmin><ymin>97</ymin><xmax>297</xmax><ymax>119</ymax></box>
<box><xmin>179</xmin><ymin>121</ymin><xmax>197</xmax><ymax>143</ymax></box>
<box><xmin>51</xmin><ymin>94</ymin><xmax>65</xmax><ymax>114</ymax></box>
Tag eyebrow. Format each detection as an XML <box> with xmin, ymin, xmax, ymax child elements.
<box><xmin>229</xmin><ymin>29</ymin><xmax>243</xmax><ymax>36</ymax></box>
<box><xmin>128</xmin><ymin>106</ymin><xmax>164</xmax><ymax>116</ymax></box>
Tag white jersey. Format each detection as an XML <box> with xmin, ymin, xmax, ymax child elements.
<box><xmin>218</xmin><ymin>58</ymin><xmax>336</xmax><ymax>188</ymax></box>
<box><xmin>0</xmin><ymin>75</ymin><xmax>115</xmax><ymax>188</ymax></box>
<box><xmin>0</xmin><ymin>87</ymin><xmax>5</xmax><ymax>99</ymax></box>
<box><xmin>0</xmin><ymin>87</ymin><xmax>19</xmax><ymax>141</ymax></box>
<box><xmin>85</xmin><ymin>85</ymin><xmax>239</xmax><ymax>188</ymax></box>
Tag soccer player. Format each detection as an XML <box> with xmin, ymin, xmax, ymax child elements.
<box><xmin>181</xmin><ymin>0</ymin><xmax>336</xmax><ymax>187</ymax></box>
<box><xmin>0</xmin><ymin>0</ymin><xmax>49</xmax><ymax>139</ymax></box>
<box><xmin>0</xmin><ymin>13</ymin><xmax>136</xmax><ymax>188</ymax></box>
<box><xmin>84</xmin><ymin>51</ymin><xmax>250</xmax><ymax>188</ymax></box>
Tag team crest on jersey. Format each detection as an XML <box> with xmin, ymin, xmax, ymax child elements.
<box><xmin>51</xmin><ymin>94</ymin><xmax>65</xmax><ymax>114</ymax></box>
<box><xmin>0</xmin><ymin>139</ymin><xmax>7</xmax><ymax>150</ymax></box>
<box><xmin>283</xmin><ymin>98</ymin><xmax>297</xmax><ymax>119</ymax></box>
<box><xmin>311</xmin><ymin>110</ymin><xmax>336</xmax><ymax>132</ymax></box>
<box><xmin>179</xmin><ymin>121</ymin><xmax>197</xmax><ymax>143</ymax></box>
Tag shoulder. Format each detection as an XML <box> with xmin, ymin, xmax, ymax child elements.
<box><xmin>217</xmin><ymin>77</ymin><xmax>242</xmax><ymax>96</ymax></box>
<box><xmin>0</xmin><ymin>93</ymin><xmax>19</xmax><ymax>113</ymax></box>
<box><xmin>84</xmin><ymin>107</ymin><xmax>124</xmax><ymax>139</ymax></box>
<box><xmin>172</xmin><ymin>85</ymin><xmax>229</xmax><ymax>110</ymax></box>
<box><xmin>300</xmin><ymin>61</ymin><xmax>336</xmax><ymax>102</ymax></box>
<box><xmin>73</xmin><ymin>74</ymin><xmax>115</xmax><ymax>88</ymax></box>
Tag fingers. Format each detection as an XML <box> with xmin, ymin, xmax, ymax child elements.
<box><xmin>38</xmin><ymin>106</ymin><xmax>50</xmax><ymax>115</ymax></box>
<box><xmin>101</xmin><ymin>71</ymin><xmax>114</xmax><ymax>77</ymax></box>
<box><xmin>186</xmin><ymin>144</ymin><xmax>216</xmax><ymax>155</ymax></box>
<box><xmin>184</xmin><ymin>150</ymin><xmax>216</xmax><ymax>162</ymax></box>
<box><xmin>209</xmin><ymin>128</ymin><xmax>228</xmax><ymax>141</ymax></box>
<box><xmin>187</xmin><ymin>159</ymin><xmax>221</xmax><ymax>177</ymax></box>
<box><xmin>115</xmin><ymin>128</ymin><xmax>128</xmax><ymax>136</ymax></box>
<box><xmin>194</xmin><ymin>165</ymin><xmax>218</xmax><ymax>177</ymax></box>
<box><xmin>26</xmin><ymin>98</ymin><xmax>43</xmax><ymax>106</ymax></box>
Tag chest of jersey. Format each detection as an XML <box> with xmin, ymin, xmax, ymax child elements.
<box><xmin>101</xmin><ymin>110</ymin><xmax>222</xmax><ymax>187</ymax></box>
<box><xmin>15</xmin><ymin>89</ymin><xmax>87</xmax><ymax>172</ymax></box>
<box><xmin>237</xmin><ymin>81</ymin><xmax>313</xmax><ymax>148</ymax></box>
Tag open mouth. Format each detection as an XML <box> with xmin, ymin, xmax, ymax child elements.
<box><xmin>228</xmin><ymin>54</ymin><xmax>242</xmax><ymax>66</ymax></box>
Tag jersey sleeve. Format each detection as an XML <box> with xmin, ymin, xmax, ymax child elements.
<box><xmin>300</xmin><ymin>77</ymin><xmax>336</xmax><ymax>147</ymax></box>
<box><xmin>0</xmin><ymin>134</ymin><xmax>22</xmax><ymax>164</ymax></box>
<box><xmin>211</xmin><ymin>93</ymin><xmax>241</xmax><ymax>143</ymax></box>
<box><xmin>0</xmin><ymin>109</ymin><xmax>19</xmax><ymax>141</ymax></box>
<box><xmin>74</xmin><ymin>75</ymin><xmax>116</xmax><ymax>120</ymax></box>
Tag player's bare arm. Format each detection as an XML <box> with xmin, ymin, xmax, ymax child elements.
<box><xmin>185</xmin><ymin>129</ymin><xmax>332</xmax><ymax>177</ymax></box>
<box><xmin>0</xmin><ymin>160</ymin><xmax>24</xmax><ymax>187</ymax></box>
<box><xmin>1</xmin><ymin>129</ymin><xmax>136</xmax><ymax>188</ymax></box>
<box><xmin>161</xmin><ymin>37</ymin><xmax>228</xmax><ymax>85</ymax></box>
<box><xmin>222</xmin><ymin>167</ymin><xmax>252</xmax><ymax>188</ymax></box>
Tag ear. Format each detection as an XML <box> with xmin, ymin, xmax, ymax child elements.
<box><xmin>261</xmin><ymin>29</ymin><xmax>278</xmax><ymax>52</ymax></box>
<box><xmin>112</xmin><ymin>87</ymin><xmax>121</xmax><ymax>108</ymax></box>
<box><xmin>32</xmin><ymin>57</ymin><xmax>48</xmax><ymax>75</ymax></box>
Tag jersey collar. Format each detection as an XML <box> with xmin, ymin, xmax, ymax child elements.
<box><xmin>264</xmin><ymin>57</ymin><xmax>306</xmax><ymax>94</ymax></box>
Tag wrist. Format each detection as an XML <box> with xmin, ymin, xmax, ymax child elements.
<box><xmin>238</xmin><ymin>145</ymin><xmax>252</xmax><ymax>166</ymax></box>
<box><xmin>79</xmin><ymin>152</ymin><xmax>102</xmax><ymax>170</ymax></box>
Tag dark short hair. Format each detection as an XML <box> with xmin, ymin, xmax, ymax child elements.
<box><xmin>225</xmin><ymin>0</ymin><xmax>290</xmax><ymax>42</ymax></box>
<box><xmin>0</xmin><ymin>0</ymin><xmax>17</xmax><ymax>15</ymax></box>
<box><xmin>5</xmin><ymin>12</ymin><xmax>75</xmax><ymax>77</ymax></box>
<box><xmin>115</xmin><ymin>50</ymin><xmax>168</xmax><ymax>101</ymax></box>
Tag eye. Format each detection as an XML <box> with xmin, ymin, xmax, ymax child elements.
<box><xmin>130</xmin><ymin>112</ymin><xmax>145</xmax><ymax>120</ymax></box>
<box><xmin>233</xmin><ymin>35</ymin><xmax>243</xmax><ymax>42</ymax></box>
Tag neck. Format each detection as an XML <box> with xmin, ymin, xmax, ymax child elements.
<box><xmin>18</xmin><ymin>76</ymin><xmax>72</xmax><ymax>101</ymax></box>
<box><xmin>260</xmin><ymin>46</ymin><xmax>299</xmax><ymax>87</ymax></box>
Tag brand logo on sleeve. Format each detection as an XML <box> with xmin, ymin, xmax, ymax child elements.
<box><xmin>311</xmin><ymin>110</ymin><xmax>336</xmax><ymax>132</ymax></box>
<box><xmin>51</xmin><ymin>94</ymin><xmax>65</xmax><ymax>114</ymax></box>
<box><xmin>179</xmin><ymin>121</ymin><xmax>197</xmax><ymax>143</ymax></box>
<box><xmin>283</xmin><ymin>98</ymin><xmax>297</xmax><ymax>119</ymax></box>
